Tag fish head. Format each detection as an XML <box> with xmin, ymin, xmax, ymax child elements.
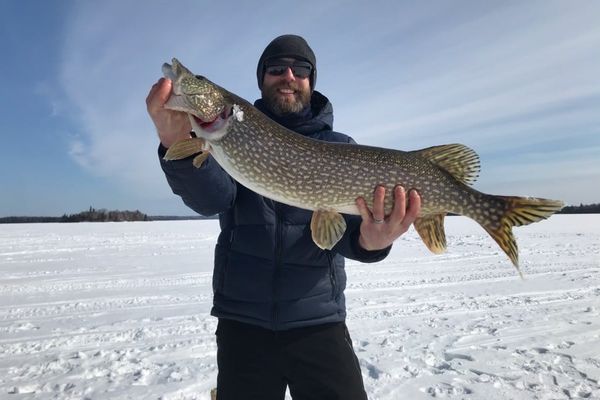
<box><xmin>162</xmin><ymin>58</ymin><xmax>234</xmax><ymax>140</ymax></box>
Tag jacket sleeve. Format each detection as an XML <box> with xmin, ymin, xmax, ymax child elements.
<box><xmin>158</xmin><ymin>144</ymin><xmax>236</xmax><ymax>216</ymax></box>
<box><xmin>333</xmin><ymin>214</ymin><xmax>392</xmax><ymax>263</ymax></box>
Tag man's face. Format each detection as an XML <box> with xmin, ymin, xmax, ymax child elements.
<box><xmin>261</xmin><ymin>58</ymin><xmax>311</xmax><ymax>116</ymax></box>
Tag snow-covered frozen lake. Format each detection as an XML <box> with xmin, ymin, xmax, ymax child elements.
<box><xmin>1</xmin><ymin>215</ymin><xmax>599</xmax><ymax>399</ymax></box>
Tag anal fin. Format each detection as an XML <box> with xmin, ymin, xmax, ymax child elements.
<box><xmin>414</xmin><ymin>213</ymin><xmax>447</xmax><ymax>254</ymax></box>
<box><xmin>310</xmin><ymin>210</ymin><xmax>347</xmax><ymax>250</ymax></box>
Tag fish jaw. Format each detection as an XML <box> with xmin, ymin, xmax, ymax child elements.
<box><xmin>187</xmin><ymin>107</ymin><xmax>232</xmax><ymax>142</ymax></box>
<box><xmin>162</xmin><ymin>58</ymin><xmax>230</xmax><ymax>128</ymax></box>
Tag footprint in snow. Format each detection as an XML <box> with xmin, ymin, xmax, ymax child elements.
<box><xmin>359</xmin><ymin>360</ymin><xmax>385</xmax><ymax>380</ymax></box>
<box><xmin>443</xmin><ymin>352</ymin><xmax>475</xmax><ymax>362</ymax></box>
<box><xmin>421</xmin><ymin>382</ymin><xmax>473</xmax><ymax>397</ymax></box>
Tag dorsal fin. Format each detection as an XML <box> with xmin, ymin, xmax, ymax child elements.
<box><xmin>412</xmin><ymin>144</ymin><xmax>480</xmax><ymax>186</ymax></box>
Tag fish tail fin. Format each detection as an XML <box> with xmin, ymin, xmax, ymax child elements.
<box><xmin>481</xmin><ymin>196</ymin><xmax>564</xmax><ymax>276</ymax></box>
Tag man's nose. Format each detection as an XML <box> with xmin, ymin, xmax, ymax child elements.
<box><xmin>281</xmin><ymin>66</ymin><xmax>296</xmax><ymax>81</ymax></box>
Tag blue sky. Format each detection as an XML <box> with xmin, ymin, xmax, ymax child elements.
<box><xmin>1</xmin><ymin>1</ymin><xmax>599</xmax><ymax>217</ymax></box>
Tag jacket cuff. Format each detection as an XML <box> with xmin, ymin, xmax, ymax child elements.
<box><xmin>349</xmin><ymin>227</ymin><xmax>392</xmax><ymax>263</ymax></box>
<box><xmin>158</xmin><ymin>143</ymin><xmax>168</xmax><ymax>158</ymax></box>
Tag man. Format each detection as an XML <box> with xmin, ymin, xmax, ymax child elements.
<box><xmin>146</xmin><ymin>34</ymin><xmax>421</xmax><ymax>400</ymax></box>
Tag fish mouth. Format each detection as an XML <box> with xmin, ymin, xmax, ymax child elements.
<box><xmin>191</xmin><ymin>106</ymin><xmax>232</xmax><ymax>133</ymax></box>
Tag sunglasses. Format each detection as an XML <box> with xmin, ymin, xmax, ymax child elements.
<box><xmin>265</xmin><ymin>61</ymin><xmax>312</xmax><ymax>79</ymax></box>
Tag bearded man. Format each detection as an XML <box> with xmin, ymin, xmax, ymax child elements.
<box><xmin>146</xmin><ymin>34</ymin><xmax>421</xmax><ymax>400</ymax></box>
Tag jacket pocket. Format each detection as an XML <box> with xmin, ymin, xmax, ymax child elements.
<box><xmin>213</xmin><ymin>230</ymin><xmax>234</xmax><ymax>293</ymax></box>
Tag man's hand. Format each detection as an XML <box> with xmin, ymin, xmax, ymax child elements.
<box><xmin>146</xmin><ymin>78</ymin><xmax>192</xmax><ymax>148</ymax></box>
<box><xmin>356</xmin><ymin>186</ymin><xmax>421</xmax><ymax>251</ymax></box>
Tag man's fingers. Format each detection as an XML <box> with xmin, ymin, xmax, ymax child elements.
<box><xmin>404</xmin><ymin>189</ymin><xmax>421</xmax><ymax>223</ymax></box>
<box><xmin>390</xmin><ymin>186</ymin><xmax>407</xmax><ymax>223</ymax></box>
<box><xmin>156</xmin><ymin>78</ymin><xmax>173</xmax><ymax>103</ymax></box>
<box><xmin>398</xmin><ymin>190</ymin><xmax>421</xmax><ymax>232</ymax></box>
<box><xmin>355</xmin><ymin>197</ymin><xmax>371</xmax><ymax>222</ymax></box>
<box><xmin>372</xmin><ymin>186</ymin><xmax>386</xmax><ymax>221</ymax></box>
<box><xmin>146</xmin><ymin>78</ymin><xmax>172</xmax><ymax>111</ymax></box>
<box><xmin>145</xmin><ymin>81</ymin><xmax>159</xmax><ymax>108</ymax></box>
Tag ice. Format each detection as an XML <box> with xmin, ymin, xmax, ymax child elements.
<box><xmin>0</xmin><ymin>215</ymin><xmax>599</xmax><ymax>399</ymax></box>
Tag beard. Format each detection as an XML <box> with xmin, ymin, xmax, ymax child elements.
<box><xmin>261</xmin><ymin>83</ymin><xmax>311</xmax><ymax>116</ymax></box>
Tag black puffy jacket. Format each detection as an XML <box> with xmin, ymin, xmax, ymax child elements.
<box><xmin>159</xmin><ymin>91</ymin><xmax>390</xmax><ymax>330</ymax></box>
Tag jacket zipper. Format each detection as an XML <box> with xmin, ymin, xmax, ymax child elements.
<box><xmin>218</xmin><ymin>229</ymin><xmax>234</xmax><ymax>293</ymax></box>
<box><xmin>327</xmin><ymin>252</ymin><xmax>337</xmax><ymax>300</ymax></box>
<box><xmin>272</xmin><ymin>201</ymin><xmax>284</xmax><ymax>329</ymax></box>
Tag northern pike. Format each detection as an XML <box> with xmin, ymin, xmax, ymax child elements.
<box><xmin>161</xmin><ymin>58</ymin><xmax>564</xmax><ymax>275</ymax></box>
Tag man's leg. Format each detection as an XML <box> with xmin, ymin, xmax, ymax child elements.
<box><xmin>284</xmin><ymin>323</ymin><xmax>367</xmax><ymax>400</ymax></box>
<box><xmin>216</xmin><ymin>319</ymin><xmax>287</xmax><ymax>400</ymax></box>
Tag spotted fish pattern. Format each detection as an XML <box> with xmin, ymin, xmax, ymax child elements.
<box><xmin>162</xmin><ymin>58</ymin><xmax>564</xmax><ymax>275</ymax></box>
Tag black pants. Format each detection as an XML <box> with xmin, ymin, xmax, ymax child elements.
<box><xmin>215</xmin><ymin>319</ymin><xmax>368</xmax><ymax>400</ymax></box>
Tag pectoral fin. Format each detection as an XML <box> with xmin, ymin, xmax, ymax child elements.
<box><xmin>192</xmin><ymin>152</ymin><xmax>210</xmax><ymax>168</ymax></box>
<box><xmin>163</xmin><ymin>137</ymin><xmax>207</xmax><ymax>161</ymax></box>
<box><xmin>414</xmin><ymin>213</ymin><xmax>447</xmax><ymax>254</ymax></box>
<box><xmin>310</xmin><ymin>210</ymin><xmax>347</xmax><ymax>250</ymax></box>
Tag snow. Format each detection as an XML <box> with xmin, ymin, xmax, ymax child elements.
<box><xmin>1</xmin><ymin>215</ymin><xmax>599</xmax><ymax>399</ymax></box>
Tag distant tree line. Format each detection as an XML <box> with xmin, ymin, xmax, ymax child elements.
<box><xmin>0</xmin><ymin>207</ymin><xmax>148</xmax><ymax>223</ymax></box>
<box><xmin>557</xmin><ymin>203</ymin><xmax>600</xmax><ymax>214</ymax></box>
<box><xmin>1</xmin><ymin>203</ymin><xmax>598</xmax><ymax>224</ymax></box>
<box><xmin>59</xmin><ymin>207</ymin><xmax>149</xmax><ymax>222</ymax></box>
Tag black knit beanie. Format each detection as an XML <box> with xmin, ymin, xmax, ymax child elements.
<box><xmin>256</xmin><ymin>34</ymin><xmax>317</xmax><ymax>91</ymax></box>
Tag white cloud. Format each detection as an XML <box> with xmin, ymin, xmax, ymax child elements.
<box><xmin>56</xmin><ymin>0</ymin><xmax>600</xmax><ymax>209</ymax></box>
<box><xmin>57</xmin><ymin>1</ymin><xmax>307</xmax><ymax>200</ymax></box>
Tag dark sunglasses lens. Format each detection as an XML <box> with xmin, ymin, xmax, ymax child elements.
<box><xmin>266</xmin><ymin>66</ymin><xmax>287</xmax><ymax>76</ymax></box>
<box><xmin>291</xmin><ymin>65</ymin><xmax>311</xmax><ymax>78</ymax></box>
<box><xmin>266</xmin><ymin>64</ymin><xmax>311</xmax><ymax>78</ymax></box>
